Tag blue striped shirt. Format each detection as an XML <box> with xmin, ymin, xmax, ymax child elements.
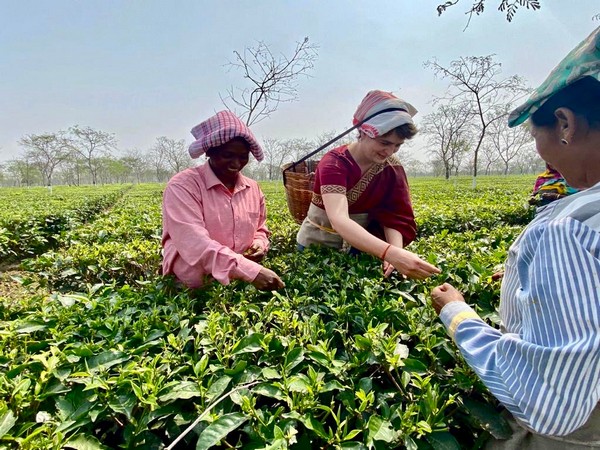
<box><xmin>440</xmin><ymin>182</ymin><xmax>600</xmax><ymax>436</ymax></box>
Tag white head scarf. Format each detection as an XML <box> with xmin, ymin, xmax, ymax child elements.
<box><xmin>353</xmin><ymin>90</ymin><xmax>417</xmax><ymax>138</ymax></box>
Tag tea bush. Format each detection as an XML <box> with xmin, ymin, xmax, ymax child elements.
<box><xmin>0</xmin><ymin>177</ymin><xmax>536</xmax><ymax>449</ymax></box>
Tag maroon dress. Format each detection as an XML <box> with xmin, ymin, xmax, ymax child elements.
<box><xmin>297</xmin><ymin>145</ymin><xmax>416</xmax><ymax>249</ymax></box>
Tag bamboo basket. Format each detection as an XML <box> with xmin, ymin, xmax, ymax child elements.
<box><xmin>282</xmin><ymin>159</ymin><xmax>320</xmax><ymax>224</ymax></box>
<box><xmin>280</xmin><ymin>106</ymin><xmax>406</xmax><ymax>224</ymax></box>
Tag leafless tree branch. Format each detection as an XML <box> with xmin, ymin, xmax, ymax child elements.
<box><xmin>221</xmin><ymin>37</ymin><xmax>319</xmax><ymax>125</ymax></box>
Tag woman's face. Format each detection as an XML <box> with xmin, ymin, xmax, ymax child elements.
<box><xmin>530</xmin><ymin>123</ymin><xmax>558</xmax><ymax>163</ymax></box>
<box><xmin>360</xmin><ymin>131</ymin><xmax>405</xmax><ymax>164</ymax></box>
<box><xmin>208</xmin><ymin>138</ymin><xmax>250</xmax><ymax>186</ymax></box>
<box><xmin>531</xmin><ymin>121</ymin><xmax>582</xmax><ymax>188</ymax></box>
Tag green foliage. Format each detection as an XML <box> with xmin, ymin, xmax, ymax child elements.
<box><xmin>0</xmin><ymin>176</ymin><xmax>535</xmax><ymax>449</ymax></box>
<box><xmin>0</xmin><ymin>185</ymin><xmax>128</xmax><ymax>261</ymax></box>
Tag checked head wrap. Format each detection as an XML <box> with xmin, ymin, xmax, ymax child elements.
<box><xmin>188</xmin><ymin>110</ymin><xmax>264</xmax><ymax>161</ymax></box>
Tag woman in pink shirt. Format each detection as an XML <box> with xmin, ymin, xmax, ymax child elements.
<box><xmin>161</xmin><ymin>110</ymin><xmax>285</xmax><ymax>291</ymax></box>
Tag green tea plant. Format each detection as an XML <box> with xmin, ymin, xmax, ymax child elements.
<box><xmin>0</xmin><ymin>176</ymin><xmax>536</xmax><ymax>449</ymax></box>
<box><xmin>23</xmin><ymin>185</ymin><xmax>163</xmax><ymax>291</ymax></box>
<box><xmin>0</xmin><ymin>185</ymin><xmax>128</xmax><ymax>261</ymax></box>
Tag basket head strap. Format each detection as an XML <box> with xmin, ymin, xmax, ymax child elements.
<box><xmin>282</xmin><ymin>107</ymin><xmax>407</xmax><ymax>185</ymax></box>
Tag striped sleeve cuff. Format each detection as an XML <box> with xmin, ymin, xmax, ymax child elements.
<box><xmin>439</xmin><ymin>302</ymin><xmax>483</xmax><ymax>339</ymax></box>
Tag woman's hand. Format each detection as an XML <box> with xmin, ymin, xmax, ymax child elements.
<box><xmin>386</xmin><ymin>246</ymin><xmax>440</xmax><ymax>280</ymax></box>
<box><xmin>430</xmin><ymin>283</ymin><xmax>465</xmax><ymax>314</ymax></box>
<box><xmin>251</xmin><ymin>267</ymin><xmax>285</xmax><ymax>291</ymax></box>
<box><xmin>491</xmin><ymin>271</ymin><xmax>504</xmax><ymax>281</ymax></box>
<box><xmin>383</xmin><ymin>261</ymin><xmax>395</xmax><ymax>278</ymax></box>
<box><xmin>244</xmin><ymin>242</ymin><xmax>266</xmax><ymax>262</ymax></box>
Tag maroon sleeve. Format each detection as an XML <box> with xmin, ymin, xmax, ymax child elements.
<box><xmin>313</xmin><ymin>147</ymin><xmax>354</xmax><ymax>195</ymax></box>
<box><xmin>370</xmin><ymin>165</ymin><xmax>417</xmax><ymax>245</ymax></box>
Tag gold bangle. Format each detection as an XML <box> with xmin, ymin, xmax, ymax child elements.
<box><xmin>381</xmin><ymin>243</ymin><xmax>392</xmax><ymax>260</ymax></box>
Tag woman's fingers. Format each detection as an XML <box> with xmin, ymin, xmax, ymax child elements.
<box><xmin>383</xmin><ymin>261</ymin><xmax>395</xmax><ymax>277</ymax></box>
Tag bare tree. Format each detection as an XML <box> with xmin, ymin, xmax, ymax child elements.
<box><xmin>69</xmin><ymin>126</ymin><xmax>116</xmax><ymax>185</ymax></box>
<box><xmin>403</xmin><ymin>159</ymin><xmax>431</xmax><ymax>177</ymax></box>
<box><xmin>281</xmin><ymin>138</ymin><xmax>313</xmax><ymax>165</ymax></box>
<box><xmin>514</xmin><ymin>144</ymin><xmax>544</xmax><ymax>174</ymax></box>
<box><xmin>122</xmin><ymin>149</ymin><xmax>149</xmax><ymax>183</ymax></box>
<box><xmin>148</xmin><ymin>142</ymin><xmax>170</xmax><ymax>182</ymax></box>
<box><xmin>152</xmin><ymin>137</ymin><xmax>191</xmax><ymax>175</ymax></box>
<box><xmin>221</xmin><ymin>37</ymin><xmax>318</xmax><ymax>125</ymax></box>
<box><xmin>452</xmin><ymin>139</ymin><xmax>471</xmax><ymax>176</ymax></box>
<box><xmin>486</xmin><ymin>107</ymin><xmax>534</xmax><ymax>174</ymax></box>
<box><xmin>19</xmin><ymin>133</ymin><xmax>72</xmax><ymax>186</ymax></box>
<box><xmin>97</xmin><ymin>157</ymin><xmax>129</xmax><ymax>184</ymax></box>
<box><xmin>425</xmin><ymin>55</ymin><xmax>528</xmax><ymax>186</ymax></box>
<box><xmin>312</xmin><ymin>130</ymin><xmax>356</xmax><ymax>159</ymax></box>
<box><xmin>479</xmin><ymin>140</ymin><xmax>502</xmax><ymax>175</ymax></box>
<box><xmin>60</xmin><ymin>155</ymin><xmax>88</xmax><ymax>186</ymax></box>
<box><xmin>261</xmin><ymin>138</ymin><xmax>292</xmax><ymax>180</ymax></box>
<box><xmin>422</xmin><ymin>103</ymin><xmax>472</xmax><ymax>180</ymax></box>
<box><xmin>5</xmin><ymin>157</ymin><xmax>41</xmax><ymax>186</ymax></box>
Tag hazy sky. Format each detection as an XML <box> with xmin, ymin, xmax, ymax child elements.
<box><xmin>1</xmin><ymin>1</ymin><xmax>599</xmax><ymax>164</ymax></box>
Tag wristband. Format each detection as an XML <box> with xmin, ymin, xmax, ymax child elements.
<box><xmin>381</xmin><ymin>243</ymin><xmax>392</xmax><ymax>260</ymax></box>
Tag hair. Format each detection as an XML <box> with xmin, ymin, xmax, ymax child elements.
<box><xmin>390</xmin><ymin>123</ymin><xmax>418</xmax><ymax>140</ymax></box>
<box><xmin>206</xmin><ymin>136</ymin><xmax>251</xmax><ymax>158</ymax></box>
<box><xmin>357</xmin><ymin>123</ymin><xmax>418</xmax><ymax>141</ymax></box>
<box><xmin>531</xmin><ymin>76</ymin><xmax>600</xmax><ymax>129</ymax></box>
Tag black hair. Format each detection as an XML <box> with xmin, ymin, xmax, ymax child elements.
<box><xmin>357</xmin><ymin>122</ymin><xmax>418</xmax><ymax>141</ymax></box>
<box><xmin>206</xmin><ymin>137</ymin><xmax>251</xmax><ymax>158</ymax></box>
<box><xmin>390</xmin><ymin>123</ymin><xmax>418</xmax><ymax>140</ymax></box>
<box><xmin>531</xmin><ymin>76</ymin><xmax>600</xmax><ymax>128</ymax></box>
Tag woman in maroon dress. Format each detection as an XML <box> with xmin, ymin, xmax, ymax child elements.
<box><xmin>296</xmin><ymin>90</ymin><xmax>439</xmax><ymax>280</ymax></box>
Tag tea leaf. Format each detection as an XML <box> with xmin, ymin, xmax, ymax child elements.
<box><xmin>14</xmin><ymin>321</ymin><xmax>48</xmax><ymax>333</ymax></box>
<box><xmin>159</xmin><ymin>381</ymin><xmax>201</xmax><ymax>402</ymax></box>
<box><xmin>85</xmin><ymin>350</ymin><xmax>129</xmax><ymax>371</ymax></box>
<box><xmin>253</xmin><ymin>383</ymin><xmax>286</xmax><ymax>401</ymax></box>
<box><xmin>462</xmin><ymin>398</ymin><xmax>512</xmax><ymax>439</ymax></box>
<box><xmin>426</xmin><ymin>431</ymin><xmax>461</xmax><ymax>450</ymax></box>
<box><xmin>0</xmin><ymin>408</ymin><xmax>16</xmax><ymax>439</ymax></box>
<box><xmin>64</xmin><ymin>434</ymin><xmax>112</xmax><ymax>449</ymax></box>
<box><xmin>288</xmin><ymin>374</ymin><xmax>310</xmax><ymax>393</ymax></box>
<box><xmin>195</xmin><ymin>412</ymin><xmax>248</xmax><ymax>450</ymax></box>
<box><xmin>284</xmin><ymin>347</ymin><xmax>304</xmax><ymax>374</ymax></box>
<box><xmin>366</xmin><ymin>415</ymin><xmax>395</xmax><ymax>444</ymax></box>
<box><xmin>205</xmin><ymin>376</ymin><xmax>232</xmax><ymax>403</ymax></box>
<box><xmin>299</xmin><ymin>412</ymin><xmax>329</xmax><ymax>439</ymax></box>
<box><xmin>232</xmin><ymin>333</ymin><xmax>265</xmax><ymax>355</ymax></box>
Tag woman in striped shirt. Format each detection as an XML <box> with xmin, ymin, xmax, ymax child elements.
<box><xmin>431</xmin><ymin>26</ymin><xmax>600</xmax><ymax>448</ymax></box>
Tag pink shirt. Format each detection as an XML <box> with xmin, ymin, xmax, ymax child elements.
<box><xmin>161</xmin><ymin>162</ymin><xmax>270</xmax><ymax>288</ymax></box>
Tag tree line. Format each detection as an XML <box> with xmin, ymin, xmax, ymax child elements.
<box><xmin>0</xmin><ymin>116</ymin><xmax>542</xmax><ymax>188</ymax></box>
<box><xmin>1</xmin><ymin>44</ymin><xmax>546</xmax><ymax>187</ymax></box>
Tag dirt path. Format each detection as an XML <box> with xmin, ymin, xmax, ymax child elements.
<box><xmin>0</xmin><ymin>261</ymin><xmax>38</xmax><ymax>305</ymax></box>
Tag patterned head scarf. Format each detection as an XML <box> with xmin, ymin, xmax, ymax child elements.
<box><xmin>188</xmin><ymin>110</ymin><xmax>264</xmax><ymax>161</ymax></box>
<box><xmin>352</xmin><ymin>90</ymin><xmax>418</xmax><ymax>138</ymax></box>
<box><xmin>508</xmin><ymin>26</ymin><xmax>600</xmax><ymax>128</ymax></box>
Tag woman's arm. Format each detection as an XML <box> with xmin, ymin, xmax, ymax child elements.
<box><xmin>432</xmin><ymin>221</ymin><xmax>600</xmax><ymax>435</ymax></box>
<box><xmin>382</xmin><ymin>226</ymin><xmax>404</xmax><ymax>277</ymax></box>
<box><xmin>163</xmin><ymin>182</ymin><xmax>262</xmax><ymax>285</ymax></box>
<box><xmin>323</xmin><ymin>193</ymin><xmax>439</xmax><ymax>279</ymax></box>
<box><xmin>245</xmin><ymin>189</ymin><xmax>270</xmax><ymax>262</ymax></box>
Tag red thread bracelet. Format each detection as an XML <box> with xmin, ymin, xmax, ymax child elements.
<box><xmin>381</xmin><ymin>243</ymin><xmax>392</xmax><ymax>260</ymax></box>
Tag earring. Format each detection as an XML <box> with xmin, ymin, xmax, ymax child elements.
<box><xmin>561</xmin><ymin>138</ymin><xmax>569</xmax><ymax>145</ymax></box>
